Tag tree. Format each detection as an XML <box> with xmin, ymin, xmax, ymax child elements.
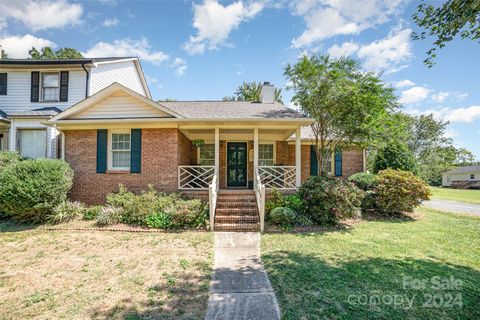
<box><xmin>0</xmin><ymin>48</ymin><xmax>7</xmax><ymax>59</ymax></box>
<box><xmin>455</xmin><ymin>148</ymin><xmax>476</xmax><ymax>165</ymax></box>
<box><xmin>28</xmin><ymin>47</ymin><xmax>83</xmax><ymax>59</ymax></box>
<box><xmin>284</xmin><ymin>55</ymin><xmax>398</xmax><ymax>175</ymax></box>
<box><xmin>223</xmin><ymin>81</ymin><xmax>283</xmax><ymax>104</ymax></box>
<box><xmin>412</xmin><ymin>0</ymin><xmax>480</xmax><ymax>67</ymax></box>
<box><xmin>373</xmin><ymin>142</ymin><xmax>418</xmax><ymax>174</ymax></box>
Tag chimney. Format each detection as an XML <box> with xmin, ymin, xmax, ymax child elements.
<box><xmin>261</xmin><ymin>81</ymin><xmax>275</xmax><ymax>104</ymax></box>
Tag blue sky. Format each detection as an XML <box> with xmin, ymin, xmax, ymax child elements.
<box><xmin>1</xmin><ymin>0</ymin><xmax>479</xmax><ymax>158</ymax></box>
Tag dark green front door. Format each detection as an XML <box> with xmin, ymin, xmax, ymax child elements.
<box><xmin>227</xmin><ymin>142</ymin><xmax>247</xmax><ymax>187</ymax></box>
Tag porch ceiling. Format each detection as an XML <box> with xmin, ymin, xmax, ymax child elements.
<box><xmin>180</xmin><ymin>128</ymin><xmax>294</xmax><ymax>142</ymax></box>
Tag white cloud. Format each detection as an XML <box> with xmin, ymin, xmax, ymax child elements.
<box><xmin>183</xmin><ymin>0</ymin><xmax>264</xmax><ymax>54</ymax></box>
<box><xmin>357</xmin><ymin>28</ymin><xmax>412</xmax><ymax>73</ymax></box>
<box><xmin>394</xmin><ymin>79</ymin><xmax>415</xmax><ymax>88</ymax></box>
<box><xmin>327</xmin><ymin>41</ymin><xmax>359</xmax><ymax>58</ymax></box>
<box><xmin>290</xmin><ymin>0</ymin><xmax>405</xmax><ymax>48</ymax></box>
<box><xmin>431</xmin><ymin>91</ymin><xmax>468</xmax><ymax>103</ymax></box>
<box><xmin>0</xmin><ymin>34</ymin><xmax>56</xmax><ymax>58</ymax></box>
<box><xmin>83</xmin><ymin>38</ymin><xmax>169</xmax><ymax>65</ymax></box>
<box><xmin>0</xmin><ymin>0</ymin><xmax>83</xmax><ymax>31</ymax></box>
<box><xmin>171</xmin><ymin>57</ymin><xmax>187</xmax><ymax>76</ymax></box>
<box><xmin>102</xmin><ymin>18</ymin><xmax>119</xmax><ymax>27</ymax></box>
<box><xmin>398</xmin><ymin>86</ymin><xmax>431</xmax><ymax>105</ymax></box>
<box><xmin>145</xmin><ymin>75</ymin><xmax>163</xmax><ymax>89</ymax></box>
<box><xmin>430</xmin><ymin>106</ymin><xmax>480</xmax><ymax>123</ymax></box>
<box><xmin>444</xmin><ymin>129</ymin><xmax>459</xmax><ymax>138</ymax></box>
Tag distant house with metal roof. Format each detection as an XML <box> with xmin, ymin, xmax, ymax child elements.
<box><xmin>442</xmin><ymin>165</ymin><xmax>480</xmax><ymax>188</ymax></box>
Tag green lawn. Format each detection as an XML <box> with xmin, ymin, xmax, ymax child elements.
<box><xmin>262</xmin><ymin>208</ymin><xmax>480</xmax><ymax>319</ymax></box>
<box><xmin>430</xmin><ymin>187</ymin><xmax>480</xmax><ymax>205</ymax></box>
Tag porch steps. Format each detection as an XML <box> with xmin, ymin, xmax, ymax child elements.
<box><xmin>214</xmin><ymin>190</ymin><xmax>260</xmax><ymax>232</ymax></box>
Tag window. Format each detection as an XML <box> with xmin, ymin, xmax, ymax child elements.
<box><xmin>110</xmin><ymin>132</ymin><xmax>131</xmax><ymax>170</ymax></box>
<box><xmin>18</xmin><ymin>129</ymin><xmax>47</xmax><ymax>159</ymax></box>
<box><xmin>199</xmin><ymin>144</ymin><xmax>215</xmax><ymax>166</ymax></box>
<box><xmin>0</xmin><ymin>73</ymin><xmax>7</xmax><ymax>95</ymax></box>
<box><xmin>471</xmin><ymin>174</ymin><xmax>475</xmax><ymax>180</ymax></box>
<box><xmin>259</xmin><ymin>144</ymin><xmax>274</xmax><ymax>166</ymax></box>
<box><xmin>41</xmin><ymin>73</ymin><xmax>59</xmax><ymax>101</ymax></box>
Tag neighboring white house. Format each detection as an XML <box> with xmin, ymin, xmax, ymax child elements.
<box><xmin>442</xmin><ymin>165</ymin><xmax>480</xmax><ymax>188</ymax></box>
<box><xmin>0</xmin><ymin>57</ymin><xmax>150</xmax><ymax>159</ymax></box>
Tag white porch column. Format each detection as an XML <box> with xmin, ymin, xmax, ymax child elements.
<box><xmin>253</xmin><ymin>128</ymin><xmax>259</xmax><ymax>187</ymax></box>
<box><xmin>214</xmin><ymin>127</ymin><xmax>219</xmax><ymax>174</ymax></box>
<box><xmin>295</xmin><ymin>127</ymin><xmax>301</xmax><ymax>187</ymax></box>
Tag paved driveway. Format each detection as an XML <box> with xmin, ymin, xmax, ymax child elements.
<box><xmin>422</xmin><ymin>199</ymin><xmax>480</xmax><ymax>216</ymax></box>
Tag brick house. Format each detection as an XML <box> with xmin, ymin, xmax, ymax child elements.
<box><xmin>45</xmin><ymin>81</ymin><xmax>366</xmax><ymax>231</ymax></box>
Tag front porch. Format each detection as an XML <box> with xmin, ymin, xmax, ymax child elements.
<box><xmin>177</xmin><ymin>127</ymin><xmax>303</xmax><ymax>232</ymax></box>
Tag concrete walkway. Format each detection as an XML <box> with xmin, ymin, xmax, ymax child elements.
<box><xmin>422</xmin><ymin>199</ymin><xmax>480</xmax><ymax>216</ymax></box>
<box><xmin>205</xmin><ymin>232</ymin><xmax>280</xmax><ymax>320</ymax></box>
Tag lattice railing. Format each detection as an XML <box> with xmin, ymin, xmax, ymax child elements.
<box><xmin>258</xmin><ymin>166</ymin><xmax>296</xmax><ymax>189</ymax></box>
<box><xmin>178</xmin><ymin>166</ymin><xmax>215</xmax><ymax>189</ymax></box>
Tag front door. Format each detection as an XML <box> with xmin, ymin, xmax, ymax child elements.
<box><xmin>227</xmin><ymin>142</ymin><xmax>247</xmax><ymax>188</ymax></box>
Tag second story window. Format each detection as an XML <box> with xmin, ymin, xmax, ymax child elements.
<box><xmin>0</xmin><ymin>73</ymin><xmax>7</xmax><ymax>95</ymax></box>
<box><xmin>42</xmin><ymin>73</ymin><xmax>59</xmax><ymax>101</ymax></box>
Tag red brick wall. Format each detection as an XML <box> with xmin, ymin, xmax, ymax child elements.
<box><xmin>65</xmin><ymin>128</ymin><xmax>192</xmax><ymax>205</ymax></box>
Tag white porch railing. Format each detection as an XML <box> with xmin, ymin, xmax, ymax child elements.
<box><xmin>178</xmin><ymin>165</ymin><xmax>215</xmax><ymax>189</ymax></box>
<box><xmin>254</xmin><ymin>168</ymin><xmax>266</xmax><ymax>232</ymax></box>
<box><xmin>208</xmin><ymin>170</ymin><xmax>219</xmax><ymax>231</ymax></box>
<box><xmin>258</xmin><ymin>166</ymin><xmax>297</xmax><ymax>189</ymax></box>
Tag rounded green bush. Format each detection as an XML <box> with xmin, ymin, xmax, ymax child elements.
<box><xmin>0</xmin><ymin>159</ymin><xmax>73</xmax><ymax>223</ymax></box>
<box><xmin>0</xmin><ymin>151</ymin><xmax>21</xmax><ymax>171</ymax></box>
<box><xmin>348</xmin><ymin>172</ymin><xmax>379</xmax><ymax>191</ymax></box>
<box><xmin>374</xmin><ymin>169</ymin><xmax>430</xmax><ymax>214</ymax></box>
<box><xmin>373</xmin><ymin>142</ymin><xmax>418</xmax><ymax>174</ymax></box>
<box><xmin>298</xmin><ymin>175</ymin><xmax>364</xmax><ymax>225</ymax></box>
<box><xmin>270</xmin><ymin>207</ymin><xmax>297</xmax><ymax>226</ymax></box>
<box><xmin>145</xmin><ymin>211</ymin><xmax>172</xmax><ymax>229</ymax></box>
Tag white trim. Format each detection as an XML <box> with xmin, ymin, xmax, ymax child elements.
<box><xmin>225</xmin><ymin>140</ymin><xmax>249</xmax><ymax>188</ymax></box>
<box><xmin>295</xmin><ymin>127</ymin><xmax>301</xmax><ymax>187</ymax></box>
<box><xmin>107</xmin><ymin>129</ymin><xmax>131</xmax><ymax>171</ymax></box>
<box><xmin>214</xmin><ymin>128</ymin><xmax>219</xmax><ymax>176</ymax></box>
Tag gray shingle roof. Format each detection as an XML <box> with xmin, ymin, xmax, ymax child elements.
<box><xmin>8</xmin><ymin>107</ymin><xmax>61</xmax><ymax>117</ymax></box>
<box><xmin>158</xmin><ymin>101</ymin><xmax>307</xmax><ymax>119</ymax></box>
<box><xmin>445</xmin><ymin>166</ymin><xmax>480</xmax><ymax>174</ymax></box>
<box><xmin>0</xmin><ymin>57</ymin><xmax>136</xmax><ymax>65</ymax></box>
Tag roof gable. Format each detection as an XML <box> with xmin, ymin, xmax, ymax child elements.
<box><xmin>49</xmin><ymin>83</ymin><xmax>183</xmax><ymax>121</ymax></box>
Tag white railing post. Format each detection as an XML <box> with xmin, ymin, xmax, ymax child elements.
<box><xmin>209</xmin><ymin>171</ymin><xmax>218</xmax><ymax>231</ymax></box>
<box><xmin>253</xmin><ymin>128</ymin><xmax>259</xmax><ymax>189</ymax></box>
<box><xmin>295</xmin><ymin>127</ymin><xmax>301</xmax><ymax>187</ymax></box>
<box><xmin>255</xmin><ymin>168</ymin><xmax>265</xmax><ymax>232</ymax></box>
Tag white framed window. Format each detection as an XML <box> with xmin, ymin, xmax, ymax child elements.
<box><xmin>41</xmin><ymin>72</ymin><xmax>59</xmax><ymax>101</ymax></box>
<box><xmin>199</xmin><ymin>144</ymin><xmax>215</xmax><ymax>166</ymax></box>
<box><xmin>109</xmin><ymin>131</ymin><xmax>131</xmax><ymax>170</ymax></box>
<box><xmin>18</xmin><ymin>129</ymin><xmax>47</xmax><ymax>159</ymax></box>
<box><xmin>259</xmin><ymin>144</ymin><xmax>274</xmax><ymax>166</ymax></box>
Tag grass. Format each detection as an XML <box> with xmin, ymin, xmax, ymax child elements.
<box><xmin>261</xmin><ymin>208</ymin><xmax>480</xmax><ymax>319</ymax></box>
<box><xmin>430</xmin><ymin>187</ymin><xmax>480</xmax><ymax>205</ymax></box>
<box><xmin>0</xmin><ymin>220</ymin><xmax>213</xmax><ymax>320</ymax></box>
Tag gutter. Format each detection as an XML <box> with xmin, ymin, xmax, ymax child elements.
<box><xmin>81</xmin><ymin>63</ymin><xmax>89</xmax><ymax>98</ymax></box>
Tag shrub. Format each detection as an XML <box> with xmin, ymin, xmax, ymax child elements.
<box><xmin>0</xmin><ymin>159</ymin><xmax>73</xmax><ymax>223</ymax></box>
<box><xmin>48</xmin><ymin>201</ymin><xmax>85</xmax><ymax>224</ymax></box>
<box><xmin>295</xmin><ymin>214</ymin><xmax>314</xmax><ymax>227</ymax></box>
<box><xmin>373</xmin><ymin>142</ymin><xmax>418</xmax><ymax>174</ymax></box>
<box><xmin>298</xmin><ymin>175</ymin><xmax>364</xmax><ymax>225</ymax></box>
<box><xmin>348</xmin><ymin>172</ymin><xmax>379</xmax><ymax>191</ymax></box>
<box><xmin>106</xmin><ymin>185</ymin><xmax>158</xmax><ymax>225</ymax></box>
<box><xmin>96</xmin><ymin>206</ymin><xmax>123</xmax><ymax>226</ymax></box>
<box><xmin>0</xmin><ymin>151</ymin><xmax>21</xmax><ymax>171</ymax></box>
<box><xmin>283</xmin><ymin>194</ymin><xmax>305</xmax><ymax>214</ymax></box>
<box><xmin>145</xmin><ymin>211</ymin><xmax>172</xmax><ymax>229</ymax></box>
<box><xmin>374</xmin><ymin>169</ymin><xmax>430</xmax><ymax>214</ymax></box>
<box><xmin>83</xmin><ymin>205</ymin><xmax>103</xmax><ymax>220</ymax></box>
<box><xmin>167</xmin><ymin>199</ymin><xmax>208</xmax><ymax>229</ymax></box>
<box><xmin>265</xmin><ymin>187</ymin><xmax>283</xmax><ymax>216</ymax></box>
<box><xmin>270</xmin><ymin>207</ymin><xmax>297</xmax><ymax>227</ymax></box>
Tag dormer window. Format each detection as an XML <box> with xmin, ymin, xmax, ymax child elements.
<box><xmin>41</xmin><ymin>73</ymin><xmax>60</xmax><ymax>101</ymax></box>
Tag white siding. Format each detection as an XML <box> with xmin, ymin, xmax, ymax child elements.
<box><xmin>8</xmin><ymin>118</ymin><xmax>59</xmax><ymax>158</ymax></box>
<box><xmin>90</xmin><ymin>61</ymin><xmax>146</xmax><ymax>96</ymax></box>
<box><xmin>0</xmin><ymin>70</ymin><xmax>87</xmax><ymax>113</ymax></box>
<box><xmin>71</xmin><ymin>90</ymin><xmax>170</xmax><ymax>119</ymax></box>
<box><xmin>442</xmin><ymin>172</ymin><xmax>479</xmax><ymax>186</ymax></box>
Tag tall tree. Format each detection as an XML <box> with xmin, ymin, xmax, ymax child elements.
<box><xmin>223</xmin><ymin>81</ymin><xmax>283</xmax><ymax>104</ymax></box>
<box><xmin>28</xmin><ymin>47</ymin><xmax>83</xmax><ymax>59</ymax></box>
<box><xmin>285</xmin><ymin>55</ymin><xmax>398</xmax><ymax>175</ymax></box>
<box><xmin>412</xmin><ymin>0</ymin><xmax>480</xmax><ymax>67</ymax></box>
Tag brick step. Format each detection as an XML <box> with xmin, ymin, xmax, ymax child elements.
<box><xmin>214</xmin><ymin>223</ymin><xmax>260</xmax><ymax>232</ymax></box>
<box><xmin>216</xmin><ymin>201</ymin><xmax>257</xmax><ymax>208</ymax></box>
<box><xmin>215</xmin><ymin>215</ymin><xmax>260</xmax><ymax>223</ymax></box>
<box><xmin>215</xmin><ymin>208</ymin><xmax>258</xmax><ymax>215</ymax></box>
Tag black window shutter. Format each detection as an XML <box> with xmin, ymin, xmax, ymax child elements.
<box><xmin>59</xmin><ymin>71</ymin><xmax>69</xmax><ymax>102</ymax></box>
<box><xmin>334</xmin><ymin>149</ymin><xmax>343</xmax><ymax>177</ymax></box>
<box><xmin>0</xmin><ymin>73</ymin><xmax>7</xmax><ymax>95</ymax></box>
<box><xmin>130</xmin><ymin>129</ymin><xmax>142</xmax><ymax>173</ymax></box>
<box><xmin>310</xmin><ymin>145</ymin><xmax>318</xmax><ymax>176</ymax></box>
<box><xmin>96</xmin><ymin>129</ymin><xmax>108</xmax><ymax>173</ymax></box>
<box><xmin>31</xmin><ymin>72</ymin><xmax>40</xmax><ymax>102</ymax></box>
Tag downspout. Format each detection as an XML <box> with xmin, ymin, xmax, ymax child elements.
<box><xmin>81</xmin><ymin>63</ymin><xmax>89</xmax><ymax>98</ymax></box>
